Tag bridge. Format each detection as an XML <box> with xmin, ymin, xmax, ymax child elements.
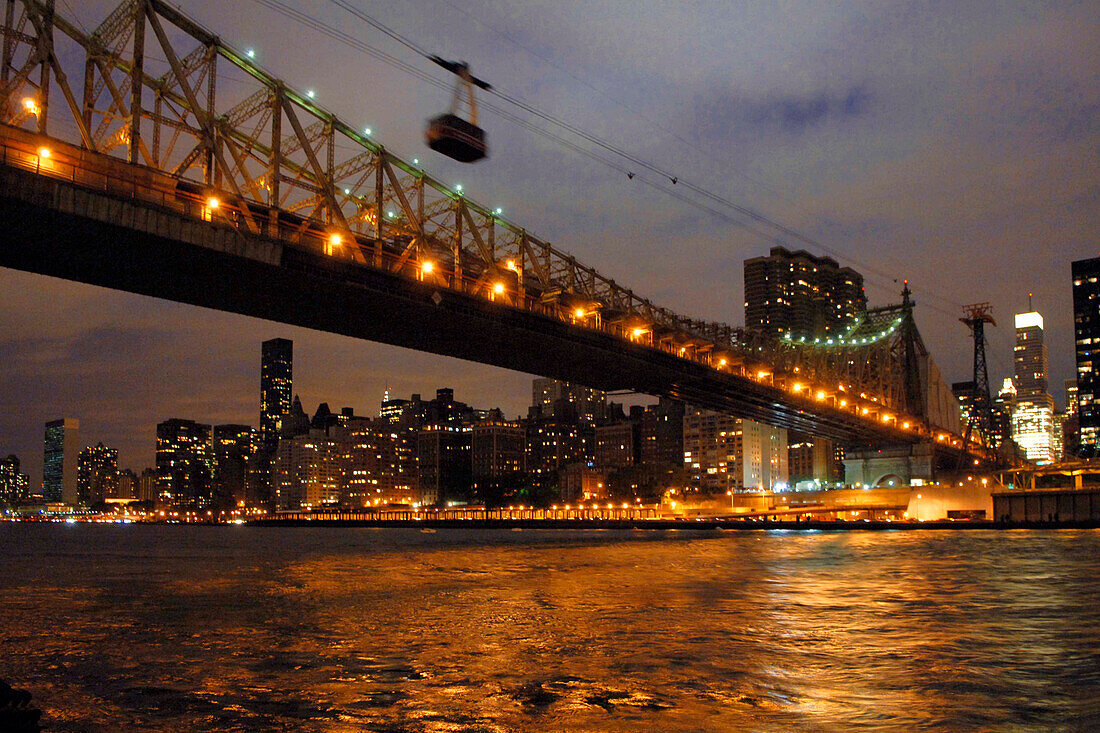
<box><xmin>0</xmin><ymin>0</ymin><xmax>993</xmax><ymax>471</ymax></box>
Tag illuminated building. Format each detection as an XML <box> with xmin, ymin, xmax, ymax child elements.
<box><xmin>638</xmin><ymin>398</ymin><xmax>685</xmax><ymax>469</ymax></box>
<box><xmin>560</xmin><ymin>462</ymin><xmax>608</xmax><ymax>502</ymax></box>
<box><xmin>471</xmin><ymin>421</ymin><xmax>526</xmax><ymax>502</ymax></box>
<box><xmin>683</xmin><ymin>409</ymin><xmax>742</xmax><ymax>492</ymax></box>
<box><xmin>273</xmin><ymin>430</ymin><xmax>342</xmax><ymax>510</ymax></box>
<box><xmin>416</xmin><ymin>425</ymin><xmax>471</xmax><ymax>506</ymax></box>
<box><xmin>76</xmin><ymin>442</ymin><xmax>118</xmax><ymax>506</ymax></box>
<box><xmin>1073</xmin><ymin>257</ymin><xmax>1099</xmax><ymax>454</ymax></box>
<box><xmin>213</xmin><ymin>424</ymin><xmax>259</xmax><ymax>508</ymax></box>
<box><xmin>156</xmin><ymin>419</ymin><xmax>214</xmax><ymax>508</ymax></box>
<box><xmin>525</xmin><ymin>418</ymin><xmax>588</xmax><ymax>477</ymax></box>
<box><xmin>43</xmin><ymin>418</ymin><xmax>79</xmax><ymax>504</ymax></box>
<box><xmin>531</xmin><ymin>378</ymin><xmax>606</xmax><ymax>427</ymax></box>
<box><xmin>136</xmin><ymin>468</ymin><xmax>158</xmax><ymax>502</ymax></box>
<box><xmin>594</xmin><ymin>422</ymin><xmax>637</xmax><ymax>469</ymax></box>
<box><xmin>743</xmin><ymin>246</ymin><xmax>866</xmax><ymax>340</ymax></box>
<box><xmin>260</xmin><ymin>338</ymin><xmax>292</xmax><ymax>453</ymax></box>
<box><xmin>993</xmin><ymin>378</ymin><xmax>1017</xmax><ymax>449</ymax></box>
<box><xmin>0</xmin><ymin>455</ymin><xmax>30</xmax><ymax>506</ymax></box>
<box><xmin>787</xmin><ymin>434</ymin><xmax>838</xmax><ymax>485</ymax></box>
<box><xmin>683</xmin><ymin>409</ymin><xmax>788</xmax><ymax>492</ymax></box>
<box><xmin>1011</xmin><ymin>310</ymin><xmax>1056</xmax><ymax>464</ymax></box>
<box><xmin>337</xmin><ymin>418</ymin><xmax>418</xmax><ymax>507</ymax></box>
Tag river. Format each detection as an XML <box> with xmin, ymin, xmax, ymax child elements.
<box><xmin>1</xmin><ymin>524</ymin><xmax>1097</xmax><ymax>731</ymax></box>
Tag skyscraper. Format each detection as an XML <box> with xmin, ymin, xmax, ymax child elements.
<box><xmin>76</xmin><ymin>442</ymin><xmax>119</xmax><ymax>506</ymax></box>
<box><xmin>156</xmin><ymin>419</ymin><xmax>214</xmax><ymax>508</ymax></box>
<box><xmin>43</xmin><ymin>418</ymin><xmax>79</xmax><ymax>504</ymax></box>
<box><xmin>1073</xmin><ymin>257</ymin><xmax>1099</xmax><ymax>455</ymax></box>
<box><xmin>743</xmin><ymin>246</ymin><xmax>866</xmax><ymax>339</ymax></box>
<box><xmin>1011</xmin><ymin>309</ymin><xmax>1055</xmax><ymax>463</ymax></box>
<box><xmin>260</xmin><ymin>338</ymin><xmax>293</xmax><ymax>453</ymax></box>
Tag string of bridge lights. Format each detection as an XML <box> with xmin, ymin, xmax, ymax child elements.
<box><xmin>242</xmin><ymin>0</ymin><xmax>968</xmax><ymax>319</ymax></box>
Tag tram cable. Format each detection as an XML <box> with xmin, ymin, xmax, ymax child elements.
<box><xmin>249</xmin><ymin>0</ymin><xmax>966</xmax><ymax>313</ymax></box>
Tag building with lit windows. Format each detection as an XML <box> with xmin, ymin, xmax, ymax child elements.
<box><xmin>43</xmin><ymin>418</ymin><xmax>79</xmax><ymax>504</ymax></box>
<box><xmin>156</xmin><ymin>419</ymin><xmax>214</xmax><ymax>508</ymax></box>
<box><xmin>683</xmin><ymin>409</ymin><xmax>742</xmax><ymax>492</ymax></box>
<box><xmin>1011</xmin><ymin>310</ymin><xmax>1056</xmax><ymax>464</ymax></box>
<box><xmin>274</xmin><ymin>430</ymin><xmax>343</xmax><ymax>510</ymax></box>
<box><xmin>743</xmin><ymin>246</ymin><xmax>866</xmax><ymax>340</ymax></box>
<box><xmin>531</xmin><ymin>378</ymin><xmax>607</xmax><ymax>427</ymax></box>
<box><xmin>213</xmin><ymin>424</ymin><xmax>259</xmax><ymax>508</ymax></box>
<box><xmin>525</xmin><ymin>418</ymin><xmax>588</xmax><ymax>477</ymax></box>
<box><xmin>76</xmin><ymin>442</ymin><xmax>118</xmax><ymax>506</ymax></box>
<box><xmin>417</xmin><ymin>425</ymin><xmax>471</xmax><ymax>506</ymax></box>
<box><xmin>0</xmin><ymin>455</ymin><xmax>30</xmax><ymax>507</ymax></box>
<box><xmin>1073</xmin><ymin>257</ymin><xmax>1099</xmax><ymax>455</ymax></box>
<box><xmin>639</xmin><ymin>398</ymin><xmax>685</xmax><ymax>469</ymax></box>
<box><xmin>260</xmin><ymin>338</ymin><xmax>293</xmax><ymax>452</ymax></box>
<box><xmin>683</xmin><ymin>409</ymin><xmax>788</xmax><ymax>492</ymax></box>
<box><xmin>337</xmin><ymin>418</ymin><xmax>418</xmax><ymax>507</ymax></box>
<box><xmin>594</xmin><ymin>421</ymin><xmax>637</xmax><ymax>470</ymax></box>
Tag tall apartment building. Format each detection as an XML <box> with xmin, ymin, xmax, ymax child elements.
<box><xmin>683</xmin><ymin>409</ymin><xmax>788</xmax><ymax>492</ymax></box>
<box><xmin>273</xmin><ymin>430</ymin><xmax>343</xmax><ymax>510</ymax></box>
<box><xmin>531</xmin><ymin>378</ymin><xmax>607</xmax><ymax>426</ymax></box>
<box><xmin>156</xmin><ymin>419</ymin><xmax>214</xmax><ymax>508</ymax></box>
<box><xmin>213</xmin><ymin>424</ymin><xmax>259</xmax><ymax>508</ymax></box>
<box><xmin>337</xmin><ymin>418</ymin><xmax>418</xmax><ymax>507</ymax></box>
<box><xmin>639</xmin><ymin>398</ymin><xmax>685</xmax><ymax>469</ymax></box>
<box><xmin>743</xmin><ymin>246</ymin><xmax>866</xmax><ymax>339</ymax></box>
<box><xmin>1011</xmin><ymin>310</ymin><xmax>1056</xmax><ymax>463</ymax></box>
<box><xmin>417</xmin><ymin>426</ymin><xmax>471</xmax><ymax>506</ymax></box>
<box><xmin>260</xmin><ymin>338</ymin><xmax>293</xmax><ymax>453</ymax></box>
<box><xmin>1073</xmin><ymin>257</ymin><xmax>1099</xmax><ymax>454</ymax></box>
<box><xmin>43</xmin><ymin>418</ymin><xmax>79</xmax><ymax>504</ymax></box>
<box><xmin>76</xmin><ymin>442</ymin><xmax>119</xmax><ymax>506</ymax></box>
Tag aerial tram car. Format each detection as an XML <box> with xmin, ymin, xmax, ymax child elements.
<box><xmin>425</xmin><ymin>56</ymin><xmax>491</xmax><ymax>163</ymax></box>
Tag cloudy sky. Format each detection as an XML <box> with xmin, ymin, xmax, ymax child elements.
<box><xmin>2</xmin><ymin>0</ymin><xmax>1097</xmax><ymax>486</ymax></box>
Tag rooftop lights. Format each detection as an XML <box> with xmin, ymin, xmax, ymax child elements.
<box><xmin>363</xmin><ymin>127</ymin><xmax>372</xmax><ymax>135</ymax></box>
<box><xmin>306</xmin><ymin>89</ymin><xmax>315</xmax><ymax>98</ymax></box>
<box><xmin>246</xmin><ymin>48</ymin><xmax>255</xmax><ymax>58</ymax></box>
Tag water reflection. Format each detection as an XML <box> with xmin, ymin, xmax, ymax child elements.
<box><xmin>1</xmin><ymin>526</ymin><xmax>1098</xmax><ymax>731</ymax></box>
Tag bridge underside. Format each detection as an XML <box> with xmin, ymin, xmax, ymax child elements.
<box><xmin>1</xmin><ymin>160</ymin><xmax>913</xmax><ymax>446</ymax></box>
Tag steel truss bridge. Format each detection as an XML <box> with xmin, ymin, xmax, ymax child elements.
<box><xmin>0</xmin><ymin>0</ymin><xmax>992</xmax><ymax>463</ymax></box>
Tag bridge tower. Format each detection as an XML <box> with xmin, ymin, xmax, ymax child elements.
<box><xmin>959</xmin><ymin>303</ymin><xmax>997</xmax><ymax>447</ymax></box>
<box><xmin>900</xmin><ymin>281</ymin><xmax>925</xmax><ymax>419</ymax></box>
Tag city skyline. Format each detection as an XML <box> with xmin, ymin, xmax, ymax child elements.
<box><xmin>1</xmin><ymin>0</ymin><xmax>1097</xmax><ymax>487</ymax></box>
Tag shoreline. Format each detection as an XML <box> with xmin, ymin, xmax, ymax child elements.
<box><xmin>245</xmin><ymin>518</ymin><xmax>1099</xmax><ymax>531</ymax></box>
